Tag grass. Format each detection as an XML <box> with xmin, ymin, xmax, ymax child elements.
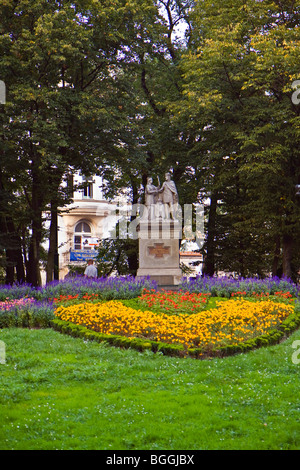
<box><xmin>0</xmin><ymin>326</ymin><xmax>299</xmax><ymax>450</ymax></box>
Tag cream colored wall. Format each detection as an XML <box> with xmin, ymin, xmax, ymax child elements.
<box><xmin>57</xmin><ymin>186</ymin><xmax>115</xmax><ymax>278</ymax></box>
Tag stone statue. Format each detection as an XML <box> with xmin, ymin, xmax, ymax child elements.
<box><xmin>158</xmin><ymin>172</ymin><xmax>179</xmax><ymax>219</ymax></box>
<box><xmin>143</xmin><ymin>173</ymin><xmax>179</xmax><ymax>220</ymax></box>
<box><xmin>144</xmin><ymin>177</ymin><xmax>159</xmax><ymax>219</ymax></box>
<box><xmin>145</xmin><ymin>177</ymin><xmax>159</xmax><ymax>205</ymax></box>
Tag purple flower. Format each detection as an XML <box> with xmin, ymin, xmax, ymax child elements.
<box><xmin>181</xmin><ymin>275</ymin><xmax>299</xmax><ymax>297</ymax></box>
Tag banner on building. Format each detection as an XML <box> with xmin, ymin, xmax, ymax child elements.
<box><xmin>70</xmin><ymin>250</ymin><xmax>98</xmax><ymax>262</ymax></box>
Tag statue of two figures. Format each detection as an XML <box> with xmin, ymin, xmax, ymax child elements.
<box><xmin>144</xmin><ymin>172</ymin><xmax>179</xmax><ymax>220</ymax></box>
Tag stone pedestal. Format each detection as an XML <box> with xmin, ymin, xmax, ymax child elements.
<box><xmin>136</xmin><ymin>219</ymin><xmax>182</xmax><ymax>286</ymax></box>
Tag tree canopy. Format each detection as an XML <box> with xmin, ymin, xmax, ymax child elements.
<box><xmin>174</xmin><ymin>0</ymin><xmax>300</xmax><ymax>278</ymax></box>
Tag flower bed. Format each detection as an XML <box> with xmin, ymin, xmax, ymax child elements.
<box><xmin>0</xmin><ymin>276</ymin><xmax>157</xmax><ymax>301</ymax></box>
<box><xmin>0</xmin><ymin>298</ymin><xmax>55</xmax><ymax>328</ymax></box>
<box><xmin>182</xmin><ymin>275</ymin><xmax>300</xmax><ymax>298</ymax></box>
<box><xmin>0</xmin><ymin>276</ymin><xmax>157</xmax><ymax>330</ymax></box>
<box><xmin>0</xmin><ymin>297</ymin><xmax>35</xmax><ymax>311</ymax></box>
<box><xmin>1</xmin><ymin>276</ymin><xmax>299</xmax><ymax>358</ymax></box>
<box><xmin>136</xmin><ymin>289</ymin><xmax>210</xmax><ymax>314</ymax></box>
<box><xmin>54</xmin><ymin>293</ymin><xmax>298</xmax><ymax>357</ymax></box>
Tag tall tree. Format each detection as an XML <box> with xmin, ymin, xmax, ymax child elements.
<box><xmin>175</xmin><ymin>0</ymin><xmax>300</xmax><ymax>278</ymax></box>
<box><xmin>0</xmin><ymin>0</ymin><xmax>164</xmax><ymax>284</ymax></box>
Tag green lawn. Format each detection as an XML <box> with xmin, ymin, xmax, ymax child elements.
<box><xmin>0</xmin><ymin>327</ymin><xmax>299</xmax><ymax>450</ymax></box>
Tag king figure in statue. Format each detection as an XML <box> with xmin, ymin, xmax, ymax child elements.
<box><xmin>159</xmin><ymin>172</ymin><xmax>178</xmax><ymax>220</ymax></box>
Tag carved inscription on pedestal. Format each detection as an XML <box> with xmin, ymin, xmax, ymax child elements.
<box><xmin>148</xmin><ymin>243</ymin><xmax>171</xmax><ymax>259</ymax></box>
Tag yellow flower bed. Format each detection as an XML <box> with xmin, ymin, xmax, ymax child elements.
<box><xmin>54</xmin><ymin>299</ymin><xmax>294</xmax><ymax>350</ymax></box>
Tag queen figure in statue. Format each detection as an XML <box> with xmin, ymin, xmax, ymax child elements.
<box><xmin>144</xmin><ymin>177</ymin><xmax>159</xmax><ymax>219</ymax></box>
<box><xmin>144</xmin><ymin>172</ymin><xmax>178</xmax><ymax>220</ymax></box>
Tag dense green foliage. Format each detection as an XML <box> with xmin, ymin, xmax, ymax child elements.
<box><xmin>174</xmin><ymin>0</ymin><xmax>300</xmax><ymax>278</ymax></box>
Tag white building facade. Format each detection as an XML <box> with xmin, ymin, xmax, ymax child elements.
<box><xmin>57</xmin><ymin>174</ymin><xmax>116</xmax><ymax>279</ymax></box>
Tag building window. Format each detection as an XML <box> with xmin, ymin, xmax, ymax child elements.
<box><xmin>82</xmin><ymin>176</ymin><xmax>93</xmax><ymax>199</ymax></box>
<box><xmin>74</xmin><ymin>221</ymin><xmax>92</xmax><ymax>250</ymax></box>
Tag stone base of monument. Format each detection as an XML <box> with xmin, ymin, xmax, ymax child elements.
<box><xmin>136</xmin><ymin>219</ymin><xmax>182</xmax><ymax>286</ymax></box>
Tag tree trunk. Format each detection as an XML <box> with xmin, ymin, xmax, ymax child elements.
<box><xmin>46</xmin><ymin>201</ymin><xmax>59</xmax><ymax>283</ymax></box>
<box><xmin>0</xmin><ymin>215</ymin><xmax>25</xmax><ymax>285</ymax></box>
<box><xmin>27</xmin><ymin>228</ymin><xmax>42</xmax><ymax>287</ymax></box>
<box><xmin>282</xmin><ymin>234</ymin><xmax>293</xmax><ymax>279</ymax></box>
<box><xmin>26</xmin><ymin>148</ymin><xmax>47</xmax><ymax>287</ymax></box>
<box><xmin>26</xmin><ymin>181</ymin><xmax>43</xmax><ymax>287</ymax></box>
<box><xmin>4</xmin><ymin>219</ymin><xmax>25</xmax><ymax>285</ymax></box>
<box><xmin>272</xmin><ymin>235</ymin><xmax>281</xmax><ymax>277</ymax></box>
<box><xmin>0</xmin><ymin>172</ymin><xmax>25</xmax><ymax>284</ymax></box>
